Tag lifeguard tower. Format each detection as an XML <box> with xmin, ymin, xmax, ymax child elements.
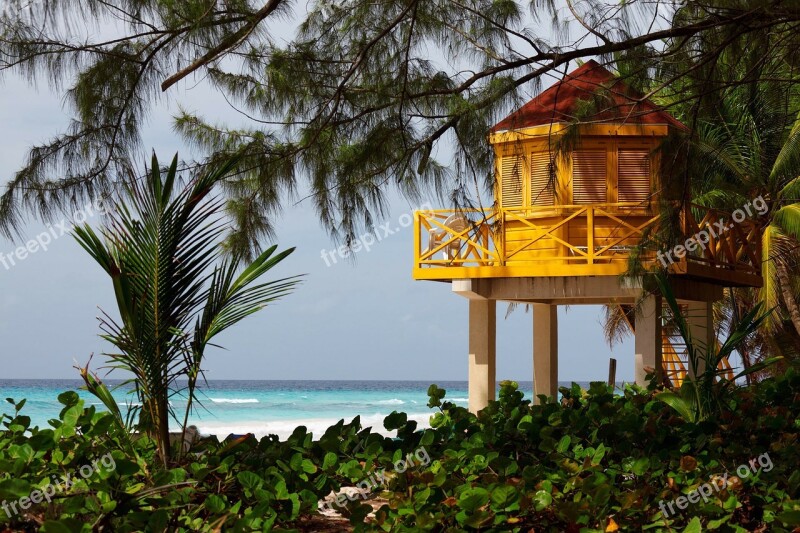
<box><xmin>413</xmin><ymin>61</ymin><xmax>762</xmax><ymax>413</ymax></box>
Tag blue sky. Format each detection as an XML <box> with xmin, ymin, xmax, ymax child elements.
<box><xmin>0</xmin><ymin>57</ymin><xmax>636</xmax><ymax>383</ymax></box>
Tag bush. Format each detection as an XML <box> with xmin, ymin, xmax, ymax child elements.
<box><xmin>1</xmin><ymin>370</ymin><xmax>799</xmax><ymax>532</ymax></box>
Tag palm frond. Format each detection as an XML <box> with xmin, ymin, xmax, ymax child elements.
<box><xmin>773</xmin><ymin>204</ymin><xmax>800</xmax><ymax>241</ymax></box>
<box><xmin>778</xmin><ymin>177</ymin><xmax>800</xmax><ymax>206</ymax></box>
<box><xmin>769</xmin><ymin>112</ymin><xmax>800</xmax><ymax>191</ymax></box>
<box><xmin>602</xmin><ymin>304</ymin><xmax>634</xmax><ymax>347</ymax></box>
<box><xmin>74</xmin><ymin>152</ymin><xmax>298</xmax><ymax>464</ymax></box>
<box><xmin>761</xmin><ymin>225</ymin><xmax>782</xmax><ymax>331</ymax></box>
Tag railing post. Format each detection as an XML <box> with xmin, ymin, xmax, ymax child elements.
<box><xmin>499</xmin><ymin>209</ymin><xmax>506</xmax><ymax>266</ymax></box>
<box><xmin>587</xmin><ymin>207</ymin><xmax>594</xmax><ymax>265</ymax></box>
<box><xmin>707</xmin><ymin>212</ymin><xmax>716</xmax><ymax>264</ymax></box>
<box><xmin>483</xmin><ymin>223</ymin><xmax>490</xmax><ymax>263</ymax></box>
<box><xmin>413</xmin><ymin>211</ymin><xmax>421</xmax><ymax>269</ymax></box>
<box><xmin>680</xmin><ymin>202</ymin><xmax>689</xmax><ymax>237</ymax></box>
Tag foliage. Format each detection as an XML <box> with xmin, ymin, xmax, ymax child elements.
<box><xmin>688</xmin><ymin>83</ymin><xmax>800</xmax><ymax>339</ymax></box>
<box><xmin>2</xmin><ymin>370</ymin><xmax>800</xmax><ymax>531</ymax></box>
<box><xmin>3</xmin><ymin>1</ymin><xmax>800</xmax><ymax>254</ymax></box>
<box><xmin>654</xmin><ymin>273</ymin><xmax>781</xmax><ymax>423</ymax></box>
<box><xmin>604</xmin><ymin>73</ymin><xmax>800</xmax><ymax>369</ymax></box>
<box><xmin>72</xmin><ymin>152</ymin><xmax>300</xmax><ymax>464</ymax></box>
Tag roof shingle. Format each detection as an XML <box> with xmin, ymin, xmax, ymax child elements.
<box><xmin>491</xmin><ymin>60</ymin><xmax>687</xmax><ymax>132</ymax></box>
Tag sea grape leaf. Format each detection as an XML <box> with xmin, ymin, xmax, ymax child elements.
<box><xmin>0</xmin><ymin>478</ymin><xmax>32</xmax><ymax>499</ymax></box>
<box><xmin>533</xmin><ymin>490</ymin><xmax>553</xmax><ymax>511</ymax></box>
<box><xmin>776</xmin><ymin>510</ymin><xmax>800</xmax><ymax>526</ymax></box>
<box><xmin>57</xmin><ymin>391</ymin><xmax>79</xmax><ymax>407</ymax></box>
<box><xmin>323</xmin><ymin>451</ymin><xmax>338</xmax><ymax>470</ymax></box>
<box><xmin>237</xmin><ymin>471</ymin><xmax>263</xmax><ymax>491</ymax></box>
<box><xmin>682</xmin><ymin>517</ymin><xmax>702</xmax><ymax>533</ymax></box>
<box><xmin>490</xmin><ymin>485</ymin><xmax>519</xmax><ymax>511</ymax></box>
<box><xmin>205</xmin><ymin>494</ymin><xmax>226</xmax><ymax>514</ymax></box>
<box><xmin>384</xmin><ymin>411</ymin><xmax>407</xmax><ymax>430</ymax></box>
<box><xmin>458</xmin><ymin>487</ymin><xmax>489</xmax><ymax>512</ymax></box>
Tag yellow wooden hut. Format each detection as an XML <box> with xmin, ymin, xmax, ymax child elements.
<box><xmin>413</xmin><ymin>61</ymin><xmax>762</xmax><ymax>412</ymax></box>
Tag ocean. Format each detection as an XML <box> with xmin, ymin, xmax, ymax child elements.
<box><xmin>0</xmin><ymin>380</ymin><xmax>582</xmax><ymax>440</ymax></box>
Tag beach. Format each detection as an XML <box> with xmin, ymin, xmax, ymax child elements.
<box><xmin>0</xmin><ymin>379</ymin><xmax>547</xmax><ymax>440</ymax></box>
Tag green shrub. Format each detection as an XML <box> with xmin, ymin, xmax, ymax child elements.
<box><xmin>1</xmin><ymin>370</ymin><xmax>799</xmax><ymax>532</ymax></box>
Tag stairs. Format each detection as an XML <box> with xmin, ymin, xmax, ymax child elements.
<box><xmin>661</xmin><ymin>303</ymin><xmax>734</xmax><ymax>387</ymax></box>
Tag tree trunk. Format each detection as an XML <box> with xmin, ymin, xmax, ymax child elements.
<box><xmin>776</xmin><ymin>262</ymin><xmax>800</xmax><ymax>339</ymax></box>
<box><xmin>143</xmin><ymin>397</ymin><xmax>171</xmax><ymax>467</ymax></box>
<box><xmin>158</xmin><ymin>396</ymin><xmax>171</xmax><ymax>467</ymax></box>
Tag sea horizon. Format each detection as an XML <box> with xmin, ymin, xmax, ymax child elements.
<box><xmin>0</xmin><ymin>379</ymin><xmax>595</xmax><ymax>440</ymax></box>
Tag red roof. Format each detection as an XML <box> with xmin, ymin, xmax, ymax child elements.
<box><xmin>491</xmin><ymin>60</ymin><xmax>687</xmax><ymax>132</ymax></box>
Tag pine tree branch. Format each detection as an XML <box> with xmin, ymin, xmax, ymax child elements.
<box><xmin>160</xmin><ymin>0</ymin><xmax>286</xmax><ymax>92</ymax></box>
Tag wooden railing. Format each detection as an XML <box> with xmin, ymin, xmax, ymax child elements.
<box><xmin>414</xmin><ymin>204</ymin><xmax>658</xmax><ymax>274</ymax></box>
<box><xmin>679</xmin><ymin>204</ymin><xmax>761</xmax><ymax>276</ymax></box>
<box><xmin>415</xmin><ymin>209</ymin><xmax>500</xmax><ymax>268</ymax></box>
<box><xmin>501</xmin><ymin>204</ymin><xmax>658</xmax><ymax>265</ymax></box>
<box><xmin>414</xmin><ymin>203</ymin><xmax>762</xmax><ymax>283</ymax></box>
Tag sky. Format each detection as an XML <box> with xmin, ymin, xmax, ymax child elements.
<box><xmin>0</xmin><ymin>12</ymin><xmax>636</xmax><ymax>384</ymax></box>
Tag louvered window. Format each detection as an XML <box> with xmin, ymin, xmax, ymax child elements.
<box><xmin>572</xmin><ymin>150</ymin><xmax>607</xmax><ymax>204</ymax></box>
<box><xmin>618</xmin><ymin>149</ymin><xmax>651</xmax><ymax>205</ymax></box>
<box><xmin>530</xmin><ymin>153</ymin><xmax>554</xmax><ymax>206</ymax></box>
<box><xmin>501</xmin><ymin>156</ymin><xmax>523</xmax><ymax>207</ymax></box>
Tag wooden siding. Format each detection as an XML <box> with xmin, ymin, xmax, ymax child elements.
<box><xmin>618</xmin><ymin>149</ymin><xmax>651</xmax><ymax>206</ymax></box>
<box><xmin>530</xmin><ymin>152</ymin><xmax>554</xmax><ymax>206</ymax></box>
<box><xmin>572</xmin><ymin>150</ymin><xmax>607</xmax><ymax>204</ymax></box>
<box><xmin>501</xmin><ymin>155</ymin><xmax>524</xmax><ymax>207</ymax></box>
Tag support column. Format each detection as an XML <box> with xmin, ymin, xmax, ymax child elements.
<box><xmin>533</xmin><ymin>303</ymin><xmax>558</xmax><ymax>402</ymax></box>
<box><xmin>468</xmin><ymin>299</ymin><xmax>496</xmax><ymax>414</ymax></box>
<box><xmin>635</xmin><ymin>293</ymin><xmax>662</xmax><ymax>386</ymax></box>
<box><xmin>686</xmin><ymin>301</ymin><xmax>713</xmax><ymax>378</ymax></box>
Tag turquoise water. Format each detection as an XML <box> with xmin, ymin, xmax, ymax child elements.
<box><xmin>0</xmin><ymin>380</ymin><xmax>579</xmax><ymax>439</ymax></box>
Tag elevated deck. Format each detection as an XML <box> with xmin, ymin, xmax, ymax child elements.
<box><xmin>414</xmin><ymin>203</ymin><xmax>762</xmax><ymax>287</ymax></box>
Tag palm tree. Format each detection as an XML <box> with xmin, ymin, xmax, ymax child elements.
<box><xmin>654</xmin><ymin>273</ymin><xmax>775</xmax><ymax>422</ymax></box>
<box><xmin>602</xmin><ymin>80</ymin><xmax>800</xmax><ymax>373</ymax></box>
<box><xmin>74</xmin><ymin>153</ymin><xmax>300</xmax><ymax>465</ymax></box>
<box><xmin>713</xmin><ymin>287</ymin><xmax>800</xmax><ymax>379</ymax></box>
<box><xmin>691</xmin><ymin>85</ymin><xmax>800</xmax><ymax>342</ymax></box>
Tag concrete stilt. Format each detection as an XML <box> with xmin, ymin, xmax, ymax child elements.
<box><xmin>468</xmin><ymin>299</ymin><xmax>496</xmax><ymax>413</ymax></box>
<box><xmin>533</xmin><ymin>303</ymin><xmax>558</xmax><ymax>402</ymax></box>
<box><xmin>635</xmin><ymin>293</ymin><xmax>662</xmax><ymax>386</ymax></box>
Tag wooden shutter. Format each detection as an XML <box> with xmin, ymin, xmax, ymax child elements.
<box><xmin>572</xmin><ymin>150</ymin><xmax>607</xmax><ymax>204</ymax></box>
<box><xmin>530</xmin><ymin>153</ymin><xmax>554</xmax><ymax>206</ymax></box>
<box><xmin>501</xmin><ymin>155</ymin><xmax>523</xmax><ymax>207</ymax></box>
<box><xmin>618</xmin><ymin>149</ymin><xmax>651</xmax><ymax>205</ymax></box>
